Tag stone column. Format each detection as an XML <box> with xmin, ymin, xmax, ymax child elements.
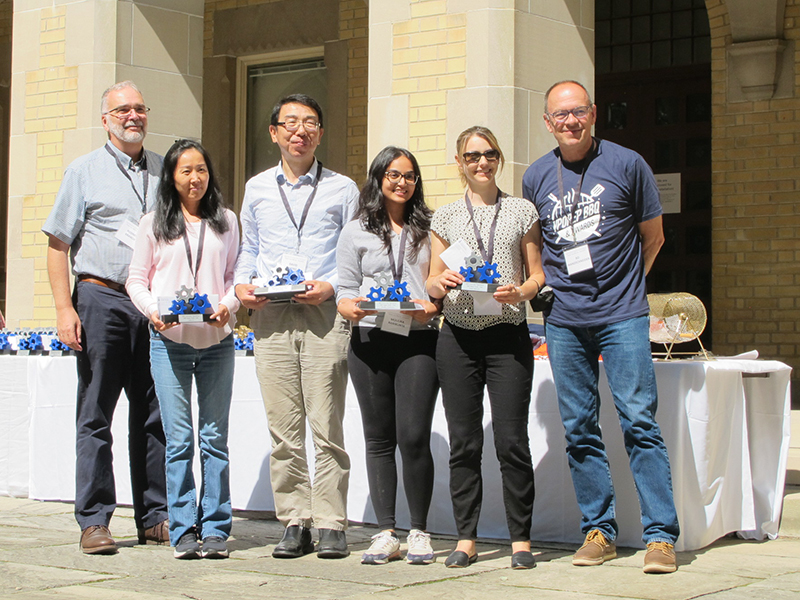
<box><xmin>6</xmin><ymin>0</ymin><xmax>203</xmax><ymax>328</ymax></box>
<box><xmin>368</xmin><ymin>0</ymin><xmax>594</xmax><ymax>208</ymax></box>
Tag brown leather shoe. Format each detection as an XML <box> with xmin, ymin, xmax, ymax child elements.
<box><xmin>137</xmin><ymin>519</ymin><xmax>170</xmax><ymax>545</ymax></box>
<box><xmin>80</xmin><ymin>525</ymin><xmax>117</xmax><ymax>555</ymax></box>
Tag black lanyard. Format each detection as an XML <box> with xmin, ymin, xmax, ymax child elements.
<box><xmin>182</xmin><ymin>220</ymin><xmax>206</xmax><ymax>291</ymax></box>
<box><xmin>556</xmin><ymin>140</ymin><xmax>597</xmax><ymax>244</ymax></box>
<box><xmin>387</xmin><ymin>226</ymin><xmax>408</xmax><ymax>282</ymax></box>
<box><xmin>277</xmin><ymin>161</ymin><xmax>323</xmax><ymax>250</ymax></box>
<box><xmin>464</xmin><ymin>191</ymin><xmax>502</xmax><ymax>264</ymax></box>
<box><xmin>105</xmin><ymin>144</ymin><xmax>148</xmax><ymax>209</ymax></box>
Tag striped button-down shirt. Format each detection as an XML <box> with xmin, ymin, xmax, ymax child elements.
<box><xmin>42</xmin><ymin>142</ymin><xmax>163</xmax><ymax>285</ymax></box>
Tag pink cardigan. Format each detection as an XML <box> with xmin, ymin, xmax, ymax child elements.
<box><xmin>126</xmin><ymin>210</ymin><xmax>241</xmax><ymax>349</ymax></box>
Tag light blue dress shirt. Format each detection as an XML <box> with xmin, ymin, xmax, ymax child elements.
<box><xmin>234</xmin><ymin>159</ymin><xmax>359</xmax><ymax>291</ymax></box>
<box><xmin>42</xmin><ymin>142</ymin><xmax>163</xmax><ymax>285</ymax></box>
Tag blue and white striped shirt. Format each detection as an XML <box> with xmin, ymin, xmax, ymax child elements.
<box><xmin>42</xmin><ymin>142</ymin><xmax>163</xmax><ymax>285</ymax></box>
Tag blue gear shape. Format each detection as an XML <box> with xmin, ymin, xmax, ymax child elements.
<box><xmin>282</xmin><ymin>267</ymin><xmax>305</xmax><ymax>285</ymax></box>
<box><xmin>188</xmin><ymin>293</ymin><xmax>210</xmax><ymax>314</ymax></box>
<box><xmin>476</xmin><ymin>262</ymin><xmax>499</xmax><ymax>284</ymax></box>
<box><xmin>29</xmin><ymin>333</ymin><xmax>43</xmax><ymax>350</ymax></box>
<box><xmin>459</xmin><ymin>266</ymin><xmax>475</xmax><ymax>282</ymax></box>
<box><xmin>367</xmin><ymin>286</ymin><xmax>385</xmax><ymax>302</ymax></box>
<box><xmin>387</xmin><ymin>281</ymin><xmax>410</xmax><ymax>301</ymax></box>
<box><xmin>0</xmin><ymin>333</ymin><xmax>9</xmax><ymax>351</ymax></box>
<box><xmin>170</xmin><ymin>299</ymin><xmax>188</xmax><ymax>315</ymax></box>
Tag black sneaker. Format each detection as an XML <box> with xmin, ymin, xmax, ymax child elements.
<box><xmin>201</xmin><ymin>536</ymin><xmax>229</xmax><ymax>559</ymax></box>
<box><xmin>173</xmin><ymin>530</ymin><xmax>200</xmax><ymax>559</ymax></box>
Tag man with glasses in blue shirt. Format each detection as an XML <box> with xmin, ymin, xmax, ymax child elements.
<box><xmin>43</xmin><ymin>81</ymin><xmax>168</xmax><ymax>554</ymax></box>
<box><xmin>235</xmin><ymin>94</ymin><xmax>359</xmax><ymax>559</ymax></box>
<box><xmin>522</xmin><ymin>80</ymin><xmax>680</xmax><ymax>574</ymax></box>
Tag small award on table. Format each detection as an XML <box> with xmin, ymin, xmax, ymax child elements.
<box><xmin>357</xmin><ymin>271</ymin><xmax>422</xmax><ymax>311</ymax></box>
<box><xmin>159</xmin><ymin>286</ymin><xmax>219</xmax><ymax>323</ymax></box>
<box><xmin>253</xmin><ymin>265</ymin><xmax>312</xmax><ymax>302</ymax></box>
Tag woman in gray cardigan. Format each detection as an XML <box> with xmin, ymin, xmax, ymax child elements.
<box><xmin>336</xmin><ymin>146</ymin><xmax>440</xmax><ymax>566</ymax></box>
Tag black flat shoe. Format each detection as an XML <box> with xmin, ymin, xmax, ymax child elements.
<box><xmin>511</xmin><ymin>550</ymin><xmax>536</xmax><ymax>569</ymax></box>
<box><xmin>444</xmin><ymin>550</ymin><xmax>478</xmax><ymax>568</ymax></box>
<box><xmin>317</xmin><ymin>528</ymin><xmax>349</xmax><ymax>558</ymax></box>
<box><xmin>272</xmin><ymin>525</ymin><xmax>314</xmax><ymax>558</ymax></box>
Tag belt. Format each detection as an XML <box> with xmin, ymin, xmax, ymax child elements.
<box><xmin>77</xmin><ymin>275</ymin><xmax>127</xmax><ymax>295</ymax></box>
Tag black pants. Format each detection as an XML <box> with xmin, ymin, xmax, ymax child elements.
<box><xmin>348</xmin><ymin>327</ymin><xmax>439</xmax><ymax>531</ymax></box>
<box><xmin>74</xmin><ymin>281</ymin><xmax>168</xmax><ymax>530</ymax></box>
<box><xmin>437</xmin><ymin>320</ymin><xmax>534</xmax><ymax>542</ymax></box>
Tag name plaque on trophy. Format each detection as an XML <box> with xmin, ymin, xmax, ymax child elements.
<box><xmin>357</xmin><ymin>301</ymin><xmax>422</xmax><ymax>311</ymax></box>
<box><xmin>457</xmin><ymin>282</ymin><xmax>501</xmax><ymax>293</ymax></box>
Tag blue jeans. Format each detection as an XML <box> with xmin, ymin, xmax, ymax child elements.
<box><xmin>546</xmin><ymin>316</ymin><xmax>679</xmax><ymax>545</ymax></box>
<box><xmin>149</xmin><ymin>331</ymin><xmax>235</xmax><ymax>545</ymax></box>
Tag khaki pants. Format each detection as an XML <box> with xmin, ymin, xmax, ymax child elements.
<box><xmin>252</xmin><ymin>300</ymin><xmax>350</xmax><ymax>530</ymax></box>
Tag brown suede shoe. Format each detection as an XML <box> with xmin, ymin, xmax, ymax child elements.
<box><xmin>643</xmin><ymin>541</ymin><xmax>677</xmax><ymax>574</ymax></box>
<box><xmin>80</xmin><ymin>525</ymin><xmax>117</xmax><ymax>555</ymax></box>
<box><xmin>572</xmin><ymin>529</ymin><xmax>616</xmax><ymax>566</ymax></box>
<box><xmin>137</xmin><ymin>520</ymin><xmax>169</xmax><ymax>545</ymax></box>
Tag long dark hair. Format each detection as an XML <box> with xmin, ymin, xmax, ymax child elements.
<box><xmin>357</xmin><ymin>146</ymin><xmax>431</xmax><ymax>259</ymax></box>
<box><xmin>153</xmin><ymin>139</ymin><xmax>229</xmax><ymax>243</ymax></box>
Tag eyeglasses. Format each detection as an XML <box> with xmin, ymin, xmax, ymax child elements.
<box><xmin>276</xmin><ymin>118</ymin><xmax>321</xmax><ymax>133</ymax></box>
<box><xmin>462</xmin><ymin>149</ymin><xmax>500</xmax><ymax>164</ymax></box>
<box><xmin>547</xmin><ymin>105</ymin><xmax>593</xmax><ymax>122</ymax></box>
<box><xmin>104</xmin><ymin>104</ymin><xmax>150</xmax><ymax>118</ymax></box>
<box><xmin>385</xmin><ymin>170</ymin><xmax>419</xmax><ymax>184</ymax></box>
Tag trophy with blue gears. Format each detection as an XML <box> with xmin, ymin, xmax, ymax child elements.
<box><xmin>159</xmin><ymin>285</ymin><xmax>219</xmax><ymax>323</ymax></box>
<box><xmin>357</xmin><ymin>271</ymin><xmax>421</xmax><ymax>311</ymax></box>
<box><xmin>456</xmin><ymin>251</ymin><xmax>503</xmax><ymax>293</ymax></box>
<box><xmin>253</xmin><ymin>264</ymin><xmax>312</xmax><ymax>302</ymax></box>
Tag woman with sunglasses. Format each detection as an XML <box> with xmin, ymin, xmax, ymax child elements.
<box><xmin>426</xmin><ymin>126</ymin><xmax>544</xmax><ymax>570</ymax></box>
<box><xmin>127</xmin><ymin>139</ymin><xmax>240</xmax><ymax>560</ymax></box>
<box><xmin>336</xmin><ymin>146</ymin><xmax>440</xmax><ymax>565</ymax></box>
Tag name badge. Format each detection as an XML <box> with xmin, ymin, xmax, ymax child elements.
<box><xmin>564</xmin><ymin>244</ymin><xmax>593</xmax><ymax>276</ymax></box>
<box><xmin>380</xmin><ymin>311</ymin><xmax>413</xmax><ymax>336</ymax></box>
<box><xmin>116</xmin><ymin>218</ymin><xmax>140</xmax><ymax>249</ymax></box>
<box><xmin>279</xmin><ymin>253</ymin><xmax>309</xmax><ymax>275</ymax></box>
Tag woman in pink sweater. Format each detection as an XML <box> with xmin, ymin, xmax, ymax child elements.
<box><xmin>127</xmin><ymin>139</ymin><xmax>240</xmax><ymax>560</ymax></box>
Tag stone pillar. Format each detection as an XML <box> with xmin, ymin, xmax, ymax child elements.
<box><xmin>6</xmin><ymin>0</ymin><xmax>203</xmax><ymax>328</ymax></box>
<box><xmin>368</xmin><ymin>0</ymin><xmax>594</xmax><ymax>208</ymax></box>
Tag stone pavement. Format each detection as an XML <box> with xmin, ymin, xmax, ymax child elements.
<box><xmin>1</xmin><ymin>485</ymin><xmax>799</xmax><ymax>600</ymax></box>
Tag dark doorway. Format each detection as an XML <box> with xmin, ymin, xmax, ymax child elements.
<box><xmin>594</xmin><ymin>0</ymin><xmax>712</xmax><ymax>352</ymax></box>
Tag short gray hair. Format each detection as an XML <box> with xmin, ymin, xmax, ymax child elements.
<box><xmin>101</xmin><ymin>81</ymin><xmax>143</xmax><ymax>114</ymax></box>
<box><xmin>543</xmin><ymin>80</ymin><xmax>593</xmax><ymax>114</ymax></box>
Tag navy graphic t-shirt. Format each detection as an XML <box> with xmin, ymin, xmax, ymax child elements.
<box><xmin>522</xmin><ymin>139</ymin><xmax>662</xmax><ymax>328</ymax></box>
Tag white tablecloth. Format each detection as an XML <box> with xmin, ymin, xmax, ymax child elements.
<box><xmin>0</xmin><ymin>355</ymin><xmax>791</xmax><ymax>551</ymax></box>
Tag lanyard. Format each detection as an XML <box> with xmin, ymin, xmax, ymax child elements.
<box><xmin>464</xmin><ymin>191</ymin><xmax>502</xmax><ymax>264</ymax></box>
<box><xmin>556</xmin><ymin>140</ymin><xmax>596</xmax><ymax>244</ymax></box>
<box><xmin>182</xmin><ymin>220</ymin><xmax>206</xmax><ymax>291</ymax></box>
<box><xmin>387</xmin><ymin>226</ymin><xmax>408</xmax><ymax>282</ymax></box>
<box><xmin>277</xmin><ymin>161</ymin><xmax>324</xmax><ymax>250</ymax></box>
<box><xmin>104</xmin><ymin>144</ymin><xmax>148</xmax><ymax>209</ymax></box>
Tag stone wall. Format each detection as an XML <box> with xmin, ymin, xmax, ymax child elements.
<box><xmin>708</xmin><ymin>0</ymin><xmax>800</xmax><ymax>394</ymax></box>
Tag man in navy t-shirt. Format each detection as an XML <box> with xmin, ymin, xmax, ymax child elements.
<box><xmin>522</xmin><ymin>80</ymin><xmax>680</xmax><ymax>574</ymax></box>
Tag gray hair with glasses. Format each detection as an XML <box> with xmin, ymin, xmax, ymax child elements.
<box><xmin>100</xmin><ymin>80</ymin><xmax>143</xmax><ymax>114</ymax></box>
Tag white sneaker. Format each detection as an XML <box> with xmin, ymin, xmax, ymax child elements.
<box><xmin>361</xmin><ymin>530</ymin><xmax>401</xmax><ymax>565</ymax></box>
<box><xmin>406</xmin><ymin>529</ymin><xmax>435</xmax><ymax>564</ymax></box>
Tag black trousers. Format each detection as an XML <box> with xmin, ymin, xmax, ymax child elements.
<box><xmin>74</xmin><ymin>281</ymin><xmax>168</xmax><ymax>530</ymax></box>
<box><xmin>436</xmin><ymin>320</ymin><xmax>534</xmax><ymax>542</ymax></box>
<box><xmin>348</xmin><ymin>327</ymin><xmax>439</xmax><ymax>531</ymax></box>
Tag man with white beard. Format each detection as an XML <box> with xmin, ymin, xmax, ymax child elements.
<box><xmin>43</xmin><ymin>81</ymin><xmax>169</xmax><ymax>554</ymax></box>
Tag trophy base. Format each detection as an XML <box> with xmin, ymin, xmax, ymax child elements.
<box><xmin>254</xmin><ymin>284</ymin><xmax>310</xmax><ymax>301</ymax></box>
<box><xmin>457</xmin><ymin>282</ymin><xmax>501</xmax><ymax>293</ymax></box>
<box><xmin>358</xmin><ymin>301</ymin><xmax>421</xmax><ymax>311</ymax></box>
<box><xmin>162</xmin><ymin>313</ymin><xmax>215</xmax><ymax>324</ymax></box>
